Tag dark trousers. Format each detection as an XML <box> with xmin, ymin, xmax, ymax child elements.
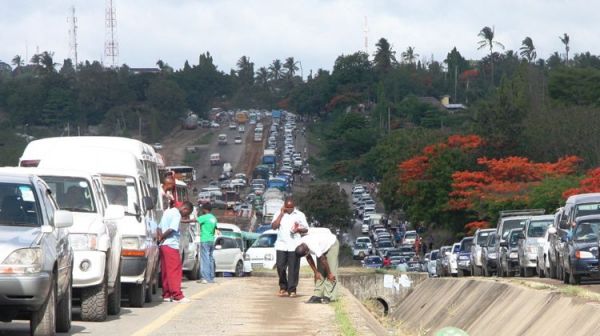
<box><xmin>276</xmin><ymin>250</ymin><xmax>300</xmax><ymax>293</ymax></box>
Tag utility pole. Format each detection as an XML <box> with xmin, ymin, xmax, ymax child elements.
<box><xmin>104</xmin><ymin>0</ymin><xmax>119</xmax><ymax>68</ymax></box>
<box><xmin>387</xmin><ymin>106</ymin><xmax>391</xmax><ymax>133</ymax></box>
<box><xmin>363</xmin><ymin>16</ymin><xmax>369</xmax><ymax>56</ymax></box>
<box><xmin>454</xmin><ymin>65</ymin><xmax>458</xmax><ymax>103</ymax></box>
<box><xmin>68</xmin><ymin>6</ymin><xmax>79</xmax><ymax>69</ymax></box>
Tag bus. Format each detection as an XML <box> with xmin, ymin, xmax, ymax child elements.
<box><xmin>165</xmin><ymin>165</ymin><xmax>196</xmax><ymax>185</ymax></box>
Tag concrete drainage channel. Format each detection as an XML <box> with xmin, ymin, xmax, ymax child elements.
<box><xmin>342</xmin><ymin>271</ymin><xmax>600</xmax><ymax>336</ymax></box>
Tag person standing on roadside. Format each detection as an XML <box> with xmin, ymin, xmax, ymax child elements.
<box><xmin>272</xmin><ymin>197</ymin><xmax>308</xmax><ymax>297</ymax></box>
<box><xmin>295</xmin><ymin>228</ymin><xmax>339</xmax><ymax>304</ymax></box>
<box><xmin>158</xmin><ymin>201</ymin><xmax>194</xmax><ymax>303</ymax></box>
<box><xmin>196</xmin><ymin>203</ymin><xmax>218</xmax><ymax>283</ymax></box>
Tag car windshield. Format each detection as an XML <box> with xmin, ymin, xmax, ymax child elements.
<box><xmin>378</xmin><ymin>242</ymin><xmax>393</xmax><ymax>248</ymax></box>
<box><xmin>487</xmin><ymin>234</ymin><xmax>497</xmax><ymax>246</ymax></box>
<box><xmin>42</xmin><ymin>176</ymin><xmax>96</xmax><ymax>213</ymax></box>
<box><xmin>430</xmin><ymin>251</ymin><xmax>439</xmax><ymax>259</ymax></box>
<box><xmin>460</xmin><ymin>238</ymin><xmax>473</xmax><ymax>252</ymax></box>
<box><xmin>502</xmin><ymin>219</ymin><xmax>527</xmax><ymax>239</ymax></box>
<box><xmin>453</xmin><ymin>244</ymin><xmax>460</xmax><ymax>252</ymax></box>
<box><xmin>387</xmin><ymin>250</ymin><xmax>400</xmax><ymax>257</ymax></box>
<box><xmin>574</xmin><ymin>220</ymin><xmax>600</xmax><ymax>242</ymax></box>
<box><xmin>575</xmin><ymin>203</ymin><xmax>600</xmax><ymax>218</ymax></box>
<box><xmin>404</xmin><ymin>232</ymin><xmax>416</xmax><ymax>239</ymax></box>
<box><xmin>252</xmin><ymin>233</ymin><xmax>277</xmax><ymax>248</ymax></box>
<box><xmin>0</xmin><ymin>183</ymin><xmax>40</xmax><ymax>226</ymax></box>
<box><xmin>102</xmin><ymin>176</ymin><xmax>139</xmax><ymax>216</ymax></box>
<box><xmin>365</xmin><ymin>257</ymin><xmax>382</xmax><ymax>264</ymax></box>
<box><xmin>527</xmin><ymin>220</ymin><xmax>553</xmax><ymax>238</ymax></box>
<box><xmin>354</xmin><ymin>242</ymin><xmax>368</xmax><ymax>249</ymax></box>
<box><xmin>476</xmin><ymin>231</ymin><xmax>491</xmax><ymax>246</ymax></box>
<box><xmin>509</xmin><ymin>231</ymin><xmax>524</xmax><ymax>247</ymax></box>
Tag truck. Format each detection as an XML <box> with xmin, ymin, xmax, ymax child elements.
<box><xmin>262</xmin><ymin>149</ymin><xmax>277</xmax><ymax>171</ymax></box>
<box><xmin>235</xmin><ymin>111</ymin><xmax>249</xmax><ymax>124</ymax></box>
<box><xmin>218</xmin><ymin>133</ymin><xmax>228</xmax><ymax>145</ymax></box>
<box><xmin>262</xmin><ymin>199</ymin><xmax>285</xmax><ymax>225</ymax></box>
<box><xmin>210</xmin><ymin>153</ymin><xmax>221</xmax><ymax>165</ymax></box>
<box><xmin>272</xmin><ymin>110</ymin><xmax>282</xmax><ymax>122</ymax></box>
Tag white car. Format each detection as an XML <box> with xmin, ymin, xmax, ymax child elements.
<box><xmin>355</xmin><ymin>236</ymin><xmax>372</xmax><ymax>250</ymax></box>
<box><xmin>234</xmin><ymin>136</ymin><xmax>243</xmax><ymax>144</ymax></box>
<box><xmin>214</xmin><ymin>235</ymin><xmax>246</xmax><ymax>277</ymax></box>
<box><xmin>229</xmin><ymin>123</ymin><xmax>237</xmax><ymax>130</ymax></box>
<box><xmin>448</xmin><ymin>242</ymin><xmax>460</xmax><ymax>276</ymax></box>
<box><xmin>245</xmin><ymin>230</ymin><xmax>278</xmax><ymax>270</ymax></box>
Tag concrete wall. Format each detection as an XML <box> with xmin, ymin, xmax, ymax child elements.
<box><xmin>393</xmin><ymin>278</ymin><xmax>600</xmax><ymax>336</ymax></box>
<box><xmin>339</xmin><ymin>272</ymin><xmax>429</xmax><ymax>315</ymax></box>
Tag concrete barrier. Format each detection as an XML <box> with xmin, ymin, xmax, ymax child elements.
<box><xmin>339</xmin><ymin>272</ymin><xmax>429</xmax><ymax>316</ymax></box>
<box><xmin>393</xmin><ymin>278</ymin><xmax>600</xmax><ymax>336</ymax></box>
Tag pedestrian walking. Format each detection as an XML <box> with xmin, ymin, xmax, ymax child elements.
<box><xmin>196</xmin><ymin>203</ymin><xmax>218</xmax><ymax>283</ymax></box>
<box><xmin>295</xmin><ymin>228</ymin><xmax>339</xmax><ymax>304</ymax></box>
<box><xmin>271</xmin><ymin>197</ymin><xmax>308</xmax><ymax>297</ymax></box>
<box><xmin>158</xmin><ymin>201</ymin><xmax>194</xmax><ymax>303</ymax></box>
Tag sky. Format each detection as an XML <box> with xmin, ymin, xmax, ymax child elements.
<box><xmin>1</xmin><ymin>0</ymin><xmax>597</xmax><ymax>75</ymax></box>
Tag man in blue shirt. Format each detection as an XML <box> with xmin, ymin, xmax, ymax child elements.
<box><xmin>158</xmin><ymin>201</ymin><xmax>193</xmax><ymax>303</ymax></box>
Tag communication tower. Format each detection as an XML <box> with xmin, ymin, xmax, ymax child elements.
<box><xmin>68</xmin><ymin>6</ymin><xmax>79</xmax><ymax>68</ymax></box>
<box><xmin>104</xmin><ymin>0</ymin><xmax>119</xmax><ymax>67</ymax></box>
<box><xmin>363</xmin><ymin>16</ymin><xmax>369</xmax><ymax>56</ymax></box>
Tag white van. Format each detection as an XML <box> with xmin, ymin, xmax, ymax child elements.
<box><xmin>20</xmin><ymin>138</ymin><xmax>163</xmax><ymax>307</ymax></box>
<box><xmin>3</xmin><ymin>167</ymin><xmax>125</xmax><ymax>320</ymax></box>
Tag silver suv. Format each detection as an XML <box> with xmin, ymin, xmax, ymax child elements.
<box><xmin>0</xmin><ymin>172</ymin><xmax>74</xmax><ymax>335</ymax></box>
<box><xmin>470</xmin><ymin>228</ymin><xmax>495</xmax><ymax>276</ymax></box>
<box><xmin>518</xmin><ymin>215</ymin><xmax>554</xmax><ymax>277</ymax></box>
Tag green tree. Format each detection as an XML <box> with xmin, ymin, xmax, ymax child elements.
<box><xmin>477</xmin><ymin>26</ymin><xmax>505</xmax><ymax>84</ymax></box>
<box><xmin>11</xmin><ymin>55</ymin><xmax>23</xmax><ymax>69</ymax></box>
<box><xmin>519</xmin><ymin>37</ymin><xmax>537</xmax><ymax>63</ymax></box>
<box><xmin>236</xmin><ymin>56</ymin><xmax>254</xmax><ymax>86</ymax></box>
<box><xmin>283</xmin><ymin>57</ymin><xmax>299</xmax><ymax>79</ymax></box>
<box><xmin>268</xmin><ymin>59</ymin><xmax>283</xmax><ymax>81</ymax></box>
<box><xmin>297</xmin><ymin>184</ymin><xmax>352</xmax><ymax>229</ymax></box>
<box><xmin>255</xmin><ymin>67</ymin><xmax>269</xmax><ymax>88</ymax></box>
<box><xmin>401</xmin><ymin>46</ymin><xmax>419</xmax><ymax>65</ymax></box>
<box><xmin>373</xmin><ymin>38</ymin><xmax>396</xmax><ymax>74</ymax></box>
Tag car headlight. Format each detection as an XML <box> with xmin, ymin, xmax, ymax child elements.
<box><xmin>576</xmin><ymin>250</ymin><xmax>595</xmax><ymax>259</ymax></box>
<box><xmin>509</xmin><ymin>252</ymin><xmax>518</xmax><ymax>259</ymax></box>
<box><xmin>1</xmin><ymin>248</ymin><xmax>42</xmax><ymax>274</ymax></box>
<box><xmin>488</xmin><ymin>252</ymin><xmax>497</xmax><ymax>259</ymax></box>
<box><xmin>527</xmin><ymin>246</ymin><xmax>537</xmax><ymax>254</ymax></box>
<box><xmin>459</xmin><ymin>255</ymin><xmax>469</xmax><ymax>260</ymax></box>
<box><xmin>69</xmin><ymin>234</ymin><xmax>98</xmax><ymax>251</ymax></box>
<box><xmin>121</xmin><ymin>237</ymin><xmax>146</xmax><ymax>257</ymax></box>
<box><xmin>265</xmin><ymin>253</ymin><xmax>274</xmax><ymax>261</ymax></box>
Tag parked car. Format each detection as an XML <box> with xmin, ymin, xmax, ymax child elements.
<box><xmin>470</xmin><ymin>228</ymin><xmax>495</xmax><ymax>276</ymax></box>
<box><xmin>352</xmin><ymin>242</ymin><xmax>371</xmax><ymax>260</ymax></box>
<box><xmin>447</xmin><ymin>242</ymin><xmax>460</xmax><ymax>276</ymax></box>
<box><xmin>499</xmin><ymin>228</ymin><xmax>525</xmax><ymax>277</ymax></box>
<box><xmin>376</xmin><ymin>241</ymin><xmax>395</xmax><ymax>257</ymax></box>
<box><xmin>214</xmin><ymin>235</ymin><xmax>246</xmax><ymax>277</ymax></box>
<box><xmin>355</xmin><ymin>236</ymin><xmax>372</xmax><ymax>250</ymax></box>
<box><xmin>481</xmin><ymin>232</ymin><xmax>498</xmax><ymax>276</ymax></box>
<box><xmin>403</xmin><ymin>230</ymin><xmax>417</xmax><ymax>246</ymax></box>
<box><xmin>518</xmin><ymin>215</ymin><xmax>554</xmax><ymax>277</ymax></box>
<box><xmin>362</xmin><ymin>256</ymin><xmax>383</xmax><ymax>269</ymax></box>
<box><xmin>407</xmin><ymin>260</ymin><xmax>423</xmax><ymax>272</ymax></box>
<box><xmin>547</xmin><ymin>207</ymin><xmax>564</xmax><ymax>280</ymax></box>
<box><xmin>457</xmin><ymin>237</ymin><xmax>474</xmax><ymax>277</ymax></box>
<box><xmin>494</xmin><ymin>209</ymin><xmax>543</xmax><ymax>276</ymax></box>
<box><xmin>438</xmin><ymin>246</ymin><xmax>452</xmax><ymax>277</ymax></box>
<box><xmin>560</xmin><ymin>215</ymin><xmax>600</xmax><ymax>284</ymax></box>
<box><xmin>0</xmin><ymin>172</ymin><xmax>74</xmax><ymax>335</ymax></box>
<box><xmin>234</xmin><ymin>136</ymin><xmax>243</xmax><ymax>144</ymax></box>
<box><xmin>536</xmin><ymin>221</ymin><xmax>554</xmax><ymax>278</ymax></box>
<box><xmin>428</xmin><ymin>249</ymin><xmax>440</xmax><ymax>277</ymax></box>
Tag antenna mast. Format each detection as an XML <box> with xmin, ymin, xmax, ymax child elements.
<box><xmin>104</xmin><ymin>0</ymin><xmax>119</xmax><ymax>68</ymax></box>
<box><xmin>363</xmin><ymin>16</ymin><xmax>369</xmax><ymax>56</ymax></box>
<box><xmin>68</xmin><ymin>6</ymin><xmax>79</xmax><ymax>69</ymax></box>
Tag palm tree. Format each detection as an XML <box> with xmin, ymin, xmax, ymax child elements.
<box><xmin>30</xmin><ymin>53</ymin><xmax>41</xmax><ymax>66</ymax></box>
<box><xmin>283</xmin><ymin>57</ymin><xmax>299</xmax><ymax>79</ymax></box>
<box><xmin>519</xmin><ymin>37</ymin><xmax>537</xmax><ymax>63</ymax></box>
<box><xmin>373</xmin><ymin>38</ymin><xmax>397</xmax><ymax>72</ymax></box>
<box><xmin>559</xmin><ymin>33</ymin><xmax>570</xmax><ymax>64</ymax></box>
<box><xmin>401</xmin><ymin>46</ymin><xmax>419</xmax><ymax>64</ymax></box>
<box><xmin>268</xmin><ymin>59</ymin><xmax>282</xmax><ymax>81</ymax></box>
<box><xmin>156</xmin><ymin>59</ymin><xmax>165</xmax><ymax>69</ymax></box>
<box><xmin>236</xmin><ymin>56</ymin><xmax>254</xmax><ymax>85</ymax></box>
<box><xmin>11</xmin><ymin>55</ymin><xmax>23</xmax><ymax>68</ymax></box>
<box><xmin>40</xmin><ymin>51</ymin><xmax>57</xmax><ymax>73</ymax></box>
<box><xmin>477</xmin><ymin>26</ymin><xmax>505</xmax><ymax>84</ymax></box>
<box><xmin>255</xmin><ymin>67</ymin><xmax>269</xmax><ymax>87</ymax></box>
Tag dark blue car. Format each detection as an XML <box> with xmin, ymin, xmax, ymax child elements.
<box><xmin>362</xmin><ymin>256</ymin><xmax>383</xmax><ymax>269</ymax></box>
<box><xmin>457</xmin><ymin>237</ymin><xmax>474</xmax><ymax>277</ymax></box>
<box><xmin>564</xmin><ymin>215</ymin><xmax>600</xmax><ymax>284</ymax></box>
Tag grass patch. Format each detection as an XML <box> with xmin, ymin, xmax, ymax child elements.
<box><xmin>183</xmin><ymin>151</ymin><xmax>200</xmax><ymax>166</ymax></box>
<box><xmin>193</xmin><ymin>131</ymin><xmax>214</xmax><ymax>145</ymax></box>
<box><xmin>333</xmin><ymin>297</ymin><xmax>358</xmax><ymax>336</ymax></box>
<box><xmin>559</xmin><ymin>285</ymin><xmax>600</xmax><ymax>301</ymax></box>
<box><xmin>509</xmin><ymin>279</ymin><xmax>556</xmax><ymax>291</ymax></box>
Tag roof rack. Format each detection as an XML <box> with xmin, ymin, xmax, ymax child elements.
<box><xmin>499</xmin><ymin>209</ymin><xmax>545</xmax><ymax>218</ymax></box>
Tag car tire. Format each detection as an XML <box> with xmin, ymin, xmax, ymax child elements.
<box><xmin>30</xmin><ymin>277</ymin><xmax>56</xmax><ymax>336</ymax></box>
<box><xmin>235</xmin><ymin>261</ymin><xmax>244</xmax><ymax>277</ymax></box>
<box><xmin>569</xmin><ymin>267</ymin><xmax>581</xmax><ymax>285</ymax></box>
<box><xmin>128</xmin><ymin>281</ymin><xmax>146</xmax><ymax>308</ymax></box>
<box><xmin>188</xmin><ymin>259</ymin><xmax>200</xmax><ymax>281</ymax></box>
<box><xmin>562</xmin><ymin>267</ymin><xmax>569</xmax><ymax>284</ymax></box>
<box><xmin>483</xmin><ymin>265</ymin><xmax>489</xmax><ymax>277</ymax></box>
<box><xmin>81</xmin><ymin>275</ymin><xmax>108</xmax><ymax>322</ymax></box>
<box><xmin>56</xmin><ymin>275</ymin><xmax>72</xmax><ymax>333</ymax></box>
<box><xmin>548</xmin><ymin>256</ymin><xmax>556</xmax><ymax>279</ymax></box>
<box><xmin>107</xmin><ymin>268</ymin><xmax>121</xmax><ymax>316</ymax></box>
<box><xmin>457</xmin><ymin>269</ymin><xmax>463</xmax><ymax>277</ymax></box>
<box><xmin>145</xmin><ymin>281</ymin><xmax>153</xmax><ymax>304</ymax></box>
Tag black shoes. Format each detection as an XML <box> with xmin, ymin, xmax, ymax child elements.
<box><xmin>306</xmin><ymin>296</ymin><xmax>322</xmax><ymax>304</ymax></box>
<box><xmin>322</xmin><ymin>297</ymin><xmax>331</xmax><ymax>304</ymax></box>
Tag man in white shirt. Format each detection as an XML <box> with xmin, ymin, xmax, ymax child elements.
<box><xmin>295</xmin><ymin>228</ymin><xmax>339</xmax><ymax>304</ymax></box>
<box><xmin>271</xmin><ymin>198</ymin><xmax>308</xmax><ymax>297</ymax></box>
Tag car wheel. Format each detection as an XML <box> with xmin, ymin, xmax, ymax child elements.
<box><xmin>562</xmin><ymin>267</ymin><xmax>569</xmax><ymax>284</ymax></box>
<box><xmin>145</xmin><ymin>281</ymin><xmax>153</xmax><ymax>304</ymax></box>
<box><xmin>81</xmin><ymin>274</ymin><xmax>108</xmax><ymax>322</ymax></box>
<box><xmin>108</xmin><ymin>268</ymin><xmax>121</xmax><ymax>316</ymax></box>
<box><xmin>30</xmin><ymin>277</ymin><xmax>55</xmax><ymax>336</ymax></box>
<box><xmin>188</xmin><ymin>258</ymin><xmax>200</xmax><ymax>281</ymax></box>
<box><xmin>483</xmin><ymin>265</ymin><xmax>489</xmax><ymax>277</ymax></box>
<box><xmin>457</xmin><ymin>269</ymin><xmax>463</xmax><ymax>277</ymax></box>
<box><xmin>56</xmin><ymin>274</ymin><xmax>72</xmax><ymax>333</ymax></box>
<box><xmin>128</xmin><ymin>280</ymin><xmax>146</xmax><ymax>308</ymax></box>
<box><xmin>235</xmin><ymin>261</ymin><xmax>244</xmax><ymax>277</ymax></box>
<box><xmin>569</xmin><ymin>267</ymin><xmax>581</xmax><ymax>285</ymax></box>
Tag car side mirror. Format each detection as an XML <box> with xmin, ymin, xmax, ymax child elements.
<box><xmin>547</xmin><ymin>227</ymin><xmax>557</xmax><ymax>235</ymax></box>
<box><xmin>215</xmin><ymin>245</ymin><xmax>223</xmax><ymax>250</ymax></box>
<box><xmin>54</xmin><ymin>210</ymin><xmax>74</xmax><ymax>228</ymax></box>
<box><xmin>143</xmin><ymin>196</ymin><xmax>155</xmax><ymax>211</ymax></box>
<box><xmin>104</xmin><ymin>205</ymin><xmax>125</xmax><ymax>221</ymax></box>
